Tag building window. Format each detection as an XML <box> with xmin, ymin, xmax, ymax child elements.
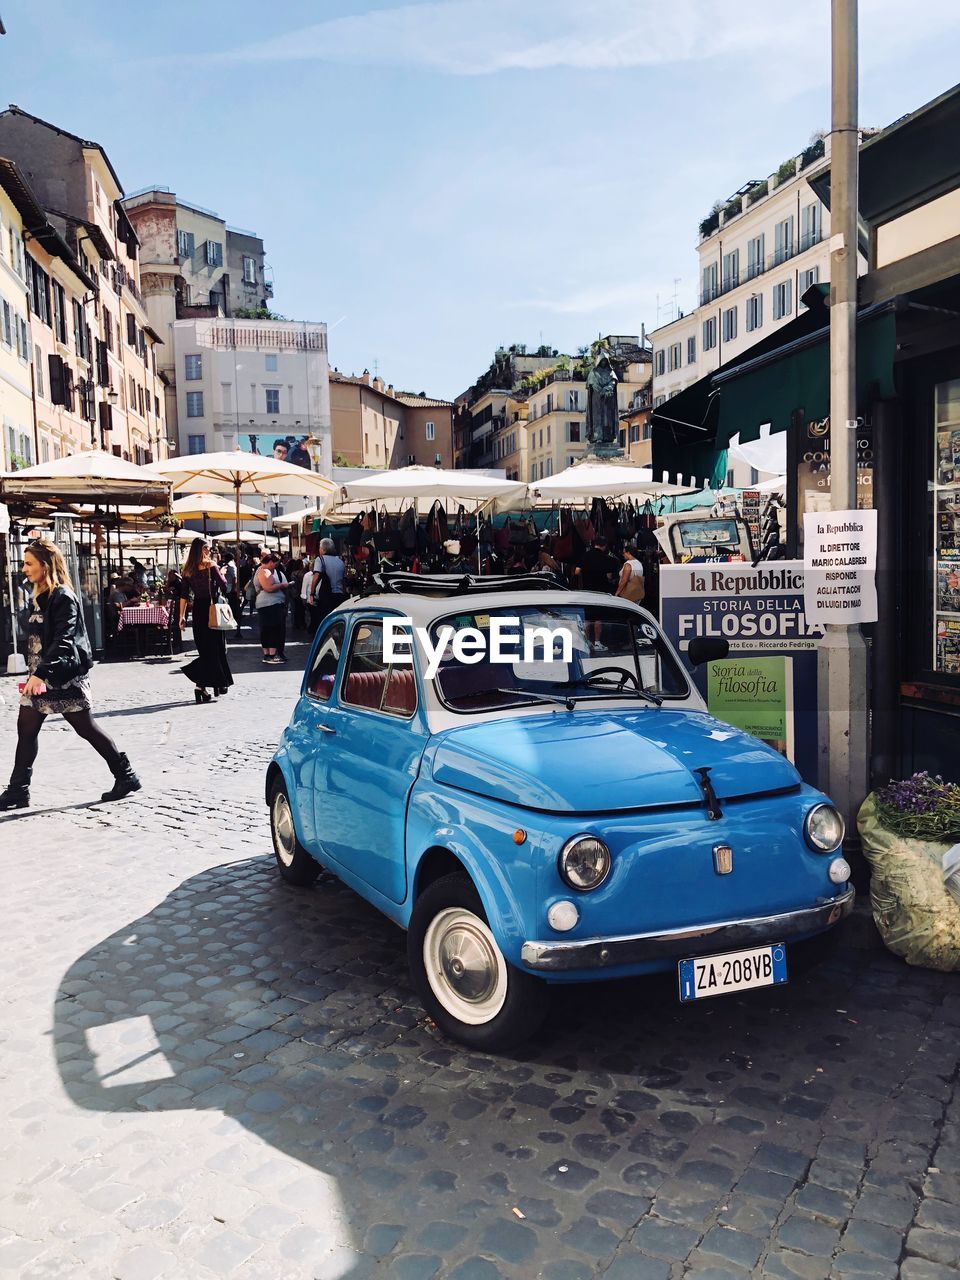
<box><xmin>184</xmin><ymin>353</ymin><xmax>202</xmax><ymax>380</ymax></box>
<box><xmin>702</xmin><ymin>261</ymin><xmax>719</xmax><ymax>304</ymax></box>
<box><xmin>799</xmin><ymin>266</ymin><xmax>821</xmax><ymax>305</ymax></box>
<box><xmin>773</xmin><ymin>216</ymin><xmax>794</xmax><ymax>266</ymax></box>
<box><xmin>187</xmin><ymin>434</ymin><xmax>206</xmax><ymax>453</ymax></box>
<box><xmin>629</xmin><ymin>423</ymin><xmax>641</xmax><ymax>444</ymax></box>
<box><xmin>668</xmin><ymin>342</ymin><xmax>682</xmax><ymax>372</ymax></box>
<box><xmin>186</xmin><ymin>391</ymin><xmax>204</xmax><ymax>417</ymax></box>
<box><xmin>35</xmin><ymin>344</ymin><xmax>43</xmax><ymax>398</ymax></box>
<box><xmin>242</xmin><ymin>256</ymin><xmax>257</xmax><ymax>284</ymax></box>
<box><xmin>750</xmin><ymin>467</ymin><xmax>760</xmax><ymax>485</ymax></box>
<box><xmin>8</xmin><ymin>228</ymin><xmax>24</xmax><ymax>278</ymax></box>
<box><xmin>654</xmin><ymin>395</ymin><xmax>666</xmax><ymax>408</ymax></box>
<box><xmin>205</xmin><ymin>240</ymin><xmax>223</xmax><ymax>267</ymax></box>
<box><xmin>567</xmin><ymin>421</ymin><xmax>580</xmax><ymax>443</ymax></box>
<box><xmin>686</xmin><ymin>335</ymin><xmax>696</xmax><ymax>364</ymax></box>
<box><xmin>643</xmin><ymin>422</ymin><xmax>652</xmax><ymax>441</ymax></box>
<box><xmin>30</xmin><ymin>259</ymin><xmax>51</xmax><ymax>325</ymax></box>
<box><xmin>702</xmin><ymin>316</ymin><xmax>717</xmax><ymax>351</ymax></box>
<box><xmin>618</xmin><ymin>430</ymin><xmax>626</xmax><ymax>450</ymax></box>
<box><xmin>129</xmin><ymin>375</ymin><xmax>137</xmax><ymax>410</ymax></box>
<box><xmin>772</xmin><ymin>279</ymin><xmax>793</xmax><ymax>321</ymax></box>
<box><xmin>747</xmin><ymin>234</ymin><xmax>765</xmax><ymax>281</ymax></box>
<box><xmin>546</xmin><ymin>425</ymin><xmax>551</xmax><ymax>445</ymax></box>
<box><xmin>177</xmin><ymin>229</ymin><xmax>195</xmax><ymax>259</ymax></box>
<box><xmin>425</xmin><ymin>421</ymin><xmax>435</xmax><ymax>440</ymax></box>
<box><xmin>52</xmin><ymin>282</ymin><xmax>67</xmax><ymax>344</ymax></box>
<box><xmin>746</xmin><ymin>293</ymin><xmax>763</xmax><ymax>332</ymax></box>
<box><xmin>566</xmin><ymin>390</ymin><xmax>580</xmax><ymax>411</ymax></box>
<box><xmin>265</xmin><ymin>354</ymin><xmax>278</xmax><ymax>372</ymax></box>
<box><xmin>722</xmin><ymin>249</ymin><xmax>740</xmax><ymax>292</ymax></box>
<box><xmin>265</xmin><ymin>388</ymin><xmax>280</xmax><ymax>414</ymax></box>
<box><xmin>800</xmin><ymin>202</ymin><xmax>822</xmax><ymax>251</ymax></box>
<box><xmin>654</xmin><ymin>349</ymin><xmax>665</xmax><ymax>376</ymax></box>
<box><xmin>1</xmin><ymin>300</ymin><xmax>11</xmax><ymax>348</ymax></box>
<box><xmin>722</xmin><ymin>306</ymin><xmax>738</xmax><ymax>343</ymax></box>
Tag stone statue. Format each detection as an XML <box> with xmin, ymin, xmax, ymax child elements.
<box><xmin>585</xmin><ymin>352</ymin><xmax>620</xmax><ymax>449</ymax></box>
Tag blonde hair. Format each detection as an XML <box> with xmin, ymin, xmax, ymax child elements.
<box><xmin>25</xmin><ymin>538</ymin><xmax>72</xmax><ymax>599</ymax></box>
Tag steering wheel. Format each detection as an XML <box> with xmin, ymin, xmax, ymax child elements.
<box><xmin>584</xmin><ymin>666</ymin><xmax>641</xmax><ymax>692</ymax></box>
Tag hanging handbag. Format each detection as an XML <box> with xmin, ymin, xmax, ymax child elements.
<box><xmin>207</xmin><ymin>568</ymin><xmax>237</xmax><ymax>631</ymax></box>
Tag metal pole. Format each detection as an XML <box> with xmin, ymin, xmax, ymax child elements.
<box><xmin>819</xmin><ymin>0</ymin><xmax>869</xmax><ymax>842</ymax></box>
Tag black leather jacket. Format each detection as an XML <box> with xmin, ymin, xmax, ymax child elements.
<box><xmin>35</xmin><ymin>587</ymin><xmax>94</xmax><ymax>686</ymax></box>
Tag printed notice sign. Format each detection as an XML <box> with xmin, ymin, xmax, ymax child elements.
<box><xmin>803</xmin><ymin>509</ymin><xmax>877</xmax><ymax>624</ymax></box>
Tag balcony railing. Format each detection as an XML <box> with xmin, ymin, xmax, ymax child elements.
<box><xmin>698</xmin><ymin>233</ymin><xmax>823</xmax><ymax>306</ymax></box>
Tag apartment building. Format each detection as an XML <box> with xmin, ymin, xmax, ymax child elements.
<box><xmin>458</xmin><ymin>345</ymin><xmax>562</xmax><ymax>470</ymax></box>
<box><xmin>618</xmin><ymin>382</ymin><xmax>654</xmax><ymax>466</ymax></box>
<box><xmin>650</xmin><ymin>135</ymin><xmax>866</xmax><ymax>410</ymax></box>
<box><xmin>329</xmin><ymin>371</ymin><xmax>453</xmax><ymax>469</ymax></box>
<box><xmin>0</xmin><ymin>159</ymin><xmax>35</xmax><ymax>469</ymax></box>
<box><xmin>122</xmin><ymin>188</ymin><xmax>270</xmax><ymax>452</ymax></box>
<box><xmin>0</xmin><ymin>106</ymin><xmax>169</xmax><ymax>464</ymax></box>
<box><xmin>172</xmin><ymin>316</ymin><xmax>331</xmax><ymax>514</ymax></box>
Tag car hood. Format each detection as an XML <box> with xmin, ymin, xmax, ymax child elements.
<box><xmin>429</xmin><ymin>707</ymin><xmax>800</xmax><ymax>814</ymax></box>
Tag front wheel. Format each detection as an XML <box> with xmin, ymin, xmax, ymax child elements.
<box><xmin>269</xmin><ymin>777</ymin><xmax>321</xmax><ymax>886</ymax></box>
<box><xmin>407</xmin><ymin>873</ymin><xmax>548</xmax><ymax>1051</ymax></box>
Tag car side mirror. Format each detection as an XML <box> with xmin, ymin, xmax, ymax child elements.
<box><xmin>687</xmin><ymin>636</ymin><xmax>730</xmax><ymax>666</ymax></box>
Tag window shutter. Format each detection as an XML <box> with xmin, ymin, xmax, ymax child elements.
<box><xmin>112</xmin><ymin>444</ymin><xmax>122</xmax><ymax>457</ymax></box>
<box><xmin>126</xmin><ymin>313</ymin><xmax>136</xmax><ymax>345</ymax></box>
<box><xmin>62</xmin><ymin>363</ymin><xmax>75</xmax><ymax>412</ymax></box>
<box><xmin>95</xmin><ymin>339</ymin><xmax>109</xmax><ymax>386</ymax></box>
<box><xmin>83</xmin><ymin>379</ymin><xmax>97</xmax><ymax>423</ymax></box>
<box><xmin>99</xmin><ymin>402</ymin><xmax>113</xmax><ymax>434</ymax></box>
<box><xmin>48</xmin><ymin>354</ymin><xmax>65</xmax><ymax>405</ymax></box>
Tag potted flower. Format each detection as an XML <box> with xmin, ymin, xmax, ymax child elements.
<box><xmin>857</xmin><ymin>773</ymin><xmax>960</xmax><ymax>970</ymax></box>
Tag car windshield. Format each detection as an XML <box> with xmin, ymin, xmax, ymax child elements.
<box><xmin>430</xmin><ymin>604</ymin><xmax>689</xmax><ymax>713</ymax></box>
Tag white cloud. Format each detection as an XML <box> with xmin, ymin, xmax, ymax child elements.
<box><xmin>194</xmin><ymin>0</ymin><xmax>960</xmax><ymax>77</ymax></box>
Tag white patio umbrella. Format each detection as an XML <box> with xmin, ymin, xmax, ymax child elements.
<box><xmin>209</xmin><ymin>529</ymin><xmax>282</xmax><ymax>545</ymax></box>
<box><xmin>0</xmin><ymin>450</ymin><xmax>172</xmax><ymax>508</ymax></box>
<box><xmin>149</xmin><ymin>451</ymin><xmax>337</xmax><ymax>556</ymax></box>
<box><xmin>340</xmin><ymin>465</ymin><xmax>526</xmax><ymax>505</ymax></box>
<box><xmin>160</xmin><ymin>492</ymin><xmax>268</xmax><ymax>534</ymax></box>
<box><xmin>529</xmin><ymin>460</ymin><xmax>701</xmax><ymax>502</ymax></box>
<box><xmin>271</xmin><ymin>504</ymin><xmax>323</xmax><ymax>531</ymax></box>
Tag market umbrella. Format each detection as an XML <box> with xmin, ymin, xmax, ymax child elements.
<box><xmin>0</xmin><ymin>450</ymin><xmax>172</xmax><ymax>509</ymax></box>
<box><xmin>528</xmin><ymin>460</ymin><xmax>702</xmax><ymax>502</ymax></box>
<box><xmin>148</xmin><ymin>451</ymin><xmax>337</xmax><ymax>558</ymax></box>
<box><xmin>151</xmin><ymin>492</ymin><xmax>269</xmax><ymax>534</ymax></box>
<box><xmin>209</xmin><ymin>529</ymin><xmax>282</xmax><ymax>546</ymax></box>
<box><xmin>340</xmin><ymin>464</ymin><xmax>525</xmax><ymax>505</ymax></box>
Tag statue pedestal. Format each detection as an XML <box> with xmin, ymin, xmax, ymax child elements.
<box><xmin>583</xmin><ymin>443</ymin><xmax>625</xmax><ymax>461</ymax></box>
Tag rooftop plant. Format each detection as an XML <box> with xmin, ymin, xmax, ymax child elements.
<box><xmin>773</xmin><ymin>157</ymin><xmax>797</xmax><ymax>188</ymax></box>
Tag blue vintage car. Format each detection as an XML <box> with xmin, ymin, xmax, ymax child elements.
<box><xmin>266</xmin><ymin>573</ymin><xmax>853</xmax><ymax>1049</ymax></box>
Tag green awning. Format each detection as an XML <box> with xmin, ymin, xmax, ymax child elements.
<box><xmin>649</xmin><ymin>377</ymin><xmax>729</xmax><ymax>489</ymax></box>
<box><xmin>713</xmin><ymin>308</ymin><xmax>898</xmax><ymax>446</ymax></box>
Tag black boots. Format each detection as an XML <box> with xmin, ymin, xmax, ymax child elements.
<box><xmin>0</xmin><ymin>773</ymin><xmax>30</xmax><ymax>811</ymax></box>
<box><xmin>101</xmin><ymin>753</ymin><xmax>142</xmax><ymax>803</ymax></box>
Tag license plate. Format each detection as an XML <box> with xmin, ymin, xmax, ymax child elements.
<box><xmin>678</xmin><ymin>943</ymin><xmax>788</xmax><ymax>1002</ymax></box>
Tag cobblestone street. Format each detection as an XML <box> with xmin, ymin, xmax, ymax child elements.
<box><xmin>1</xmin><ymin>642</ymin><xmax>959</xmax><ymax>1280</ymax></box>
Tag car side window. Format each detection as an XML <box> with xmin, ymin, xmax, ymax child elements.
<box><xmin>306</xmin><ymin>620</ymin><xmax>345</xmax><ymax>702</ymax></box>
<box><xmin>341</xmin><ymin>619</ymin><xmax>417</xmax><ymax>718</ymax></box>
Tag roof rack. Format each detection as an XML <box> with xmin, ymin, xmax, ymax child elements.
<box><xmin>362</xmin><ymin>571</ymin><xmax>570</xmax><ymax>598</ymax></box>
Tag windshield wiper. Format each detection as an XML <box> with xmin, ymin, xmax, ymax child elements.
<box><xmin>553</xmin><ymin>676</ymin><xmax>664</xmax><ymax>707</ymax></box>
<box><xmin>496</xmin><ymin>688</ymin><xmax>577</xmax><ymax>711</ymax></box>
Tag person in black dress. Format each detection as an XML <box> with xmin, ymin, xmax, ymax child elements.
<box><xmin>178</xmin><ymin>538</ymin><xmax>234</xmax><ymax>703</ymax></box>
<box><xmin>0</xmin><ymin>539</ymin><xmax>140</xmax><ymax>811</ymax></box>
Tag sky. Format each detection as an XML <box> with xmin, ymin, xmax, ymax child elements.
<box><xmin>1</xmin><ymin>0</ymin><xmax>958</xmax><ymax>400</ymax></box>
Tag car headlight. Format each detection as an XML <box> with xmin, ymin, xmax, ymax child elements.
<box><xmin>805</xmin><ymin>804</ymin><xmax>845</xmax><ymax>852</ymax></box>
<box><xmin>558</xmin><ymin>835</ymin><xmax>611</xmax><ymax>891</ymax></box>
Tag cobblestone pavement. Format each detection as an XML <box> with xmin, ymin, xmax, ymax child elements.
<box><xmin>1</xmin><ymin>641</ymin><xmax>959</xmax><ymax>1280</ymax></box>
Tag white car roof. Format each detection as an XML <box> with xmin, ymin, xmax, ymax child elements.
<box><xmin>338</xmin><ymin>589</ymin><xmax>648</xmax><ymax>628</ymax></box>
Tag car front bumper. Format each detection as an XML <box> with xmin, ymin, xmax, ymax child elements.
<box><xmin>519</xmin><ymin>887</ymin><xmax>855</xmax><ymax>972</ymax></box>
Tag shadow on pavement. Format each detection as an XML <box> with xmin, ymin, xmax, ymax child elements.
<box><xmin>52</xmin><ymin>855</ymin><xmax>955</xmax><ymax>1276</ymax></box>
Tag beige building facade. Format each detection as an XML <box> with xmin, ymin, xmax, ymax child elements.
<box><xmin>329</xmin><ymin>371</ymin><xmax>453</xmax><ymax>469</ymax></box>
<box><xmin>0</xmin><ymin>162</ymin><xmax>34</xmax><ymax>470</ymax></box>
<box><xmin>0</xmin><ymin>107</ymin><xmax>169</xmax><ymax>464</ymax></box>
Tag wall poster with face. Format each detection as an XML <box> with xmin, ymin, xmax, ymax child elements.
<box><xmin>241</xmin><ymin>432</ymin><xmax>315</xmax><ymax>470</ymax></box>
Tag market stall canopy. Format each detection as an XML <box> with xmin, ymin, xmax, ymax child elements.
<box><xmin>148</xmin><ymin>452</ymin><xmax>338</xmax><ymax>506</ymax></box>
<box><xmin>271</xmin><ymin>505</ymin><xmax>323</xmax><ymax>531</ymax></box>
<box><xmin>528</xmin><ymin>460</ymin><xmax>702</xmax><ymax>502</ymax></box>
<box><xmin>159</xmin><ymin>493</ymin><xmax>268</xmax><ymax>523</ymax></box>
<box><xmin>340</xmin><ymin>465</ymin><xmax>526</xmax><ymax>506</ymax></box>
<box><xmin>209</xmin><ymin>529</ymin><xmax>282</xmax><ymax>545</ymax></box>
<box><xmin>0</xmin><ymin>451</ymin><xmax>172</xmax><ymax>509</ymax></box>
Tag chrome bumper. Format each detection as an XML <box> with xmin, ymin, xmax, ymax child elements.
<box><xmin>520</xmin><ymin>887</ymin><xmax>855</xmax><ymax>972</ymax></box>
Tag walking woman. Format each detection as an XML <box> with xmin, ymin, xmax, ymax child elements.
<box><xmin>178</xmin><ymin>537</ymin><xmax>234</xmax><ymax>702</ymax></box>
<box><xmin>0</xmin><ymin>538</ymin><xmax>140</xmax><ymax>811</ymax></box>
<box><xmin>254</xmin><ymin>551</ymin><xmax>291</xmax><ymax>664</ymax></box>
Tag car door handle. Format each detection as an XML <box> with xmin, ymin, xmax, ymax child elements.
<box><xmin>316</xmin><ymin>722</ymin><xmax>337</xmax><ymax>735</ymax></box>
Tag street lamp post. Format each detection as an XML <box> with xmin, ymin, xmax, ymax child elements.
<box><xmin>819</xmin><ymin>0</ymin><xmax>869</xmax><ymax>846</ymax></box>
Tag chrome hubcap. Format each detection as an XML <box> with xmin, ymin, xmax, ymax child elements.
<box><xmin>272</xmin><ymin>793</ymin><xmax>296</xmax><ymax>867</ymax></box>
<box><xmin>423</xmin><ymin>908</ymin><xmax>507</xmax><ymax>1025</ymax></box>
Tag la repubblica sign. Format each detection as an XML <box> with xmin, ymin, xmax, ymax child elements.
<box><xmin>660</xmin><ymin>561</ymin><xmax>822</xmax><ymax>785</ymax></box>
